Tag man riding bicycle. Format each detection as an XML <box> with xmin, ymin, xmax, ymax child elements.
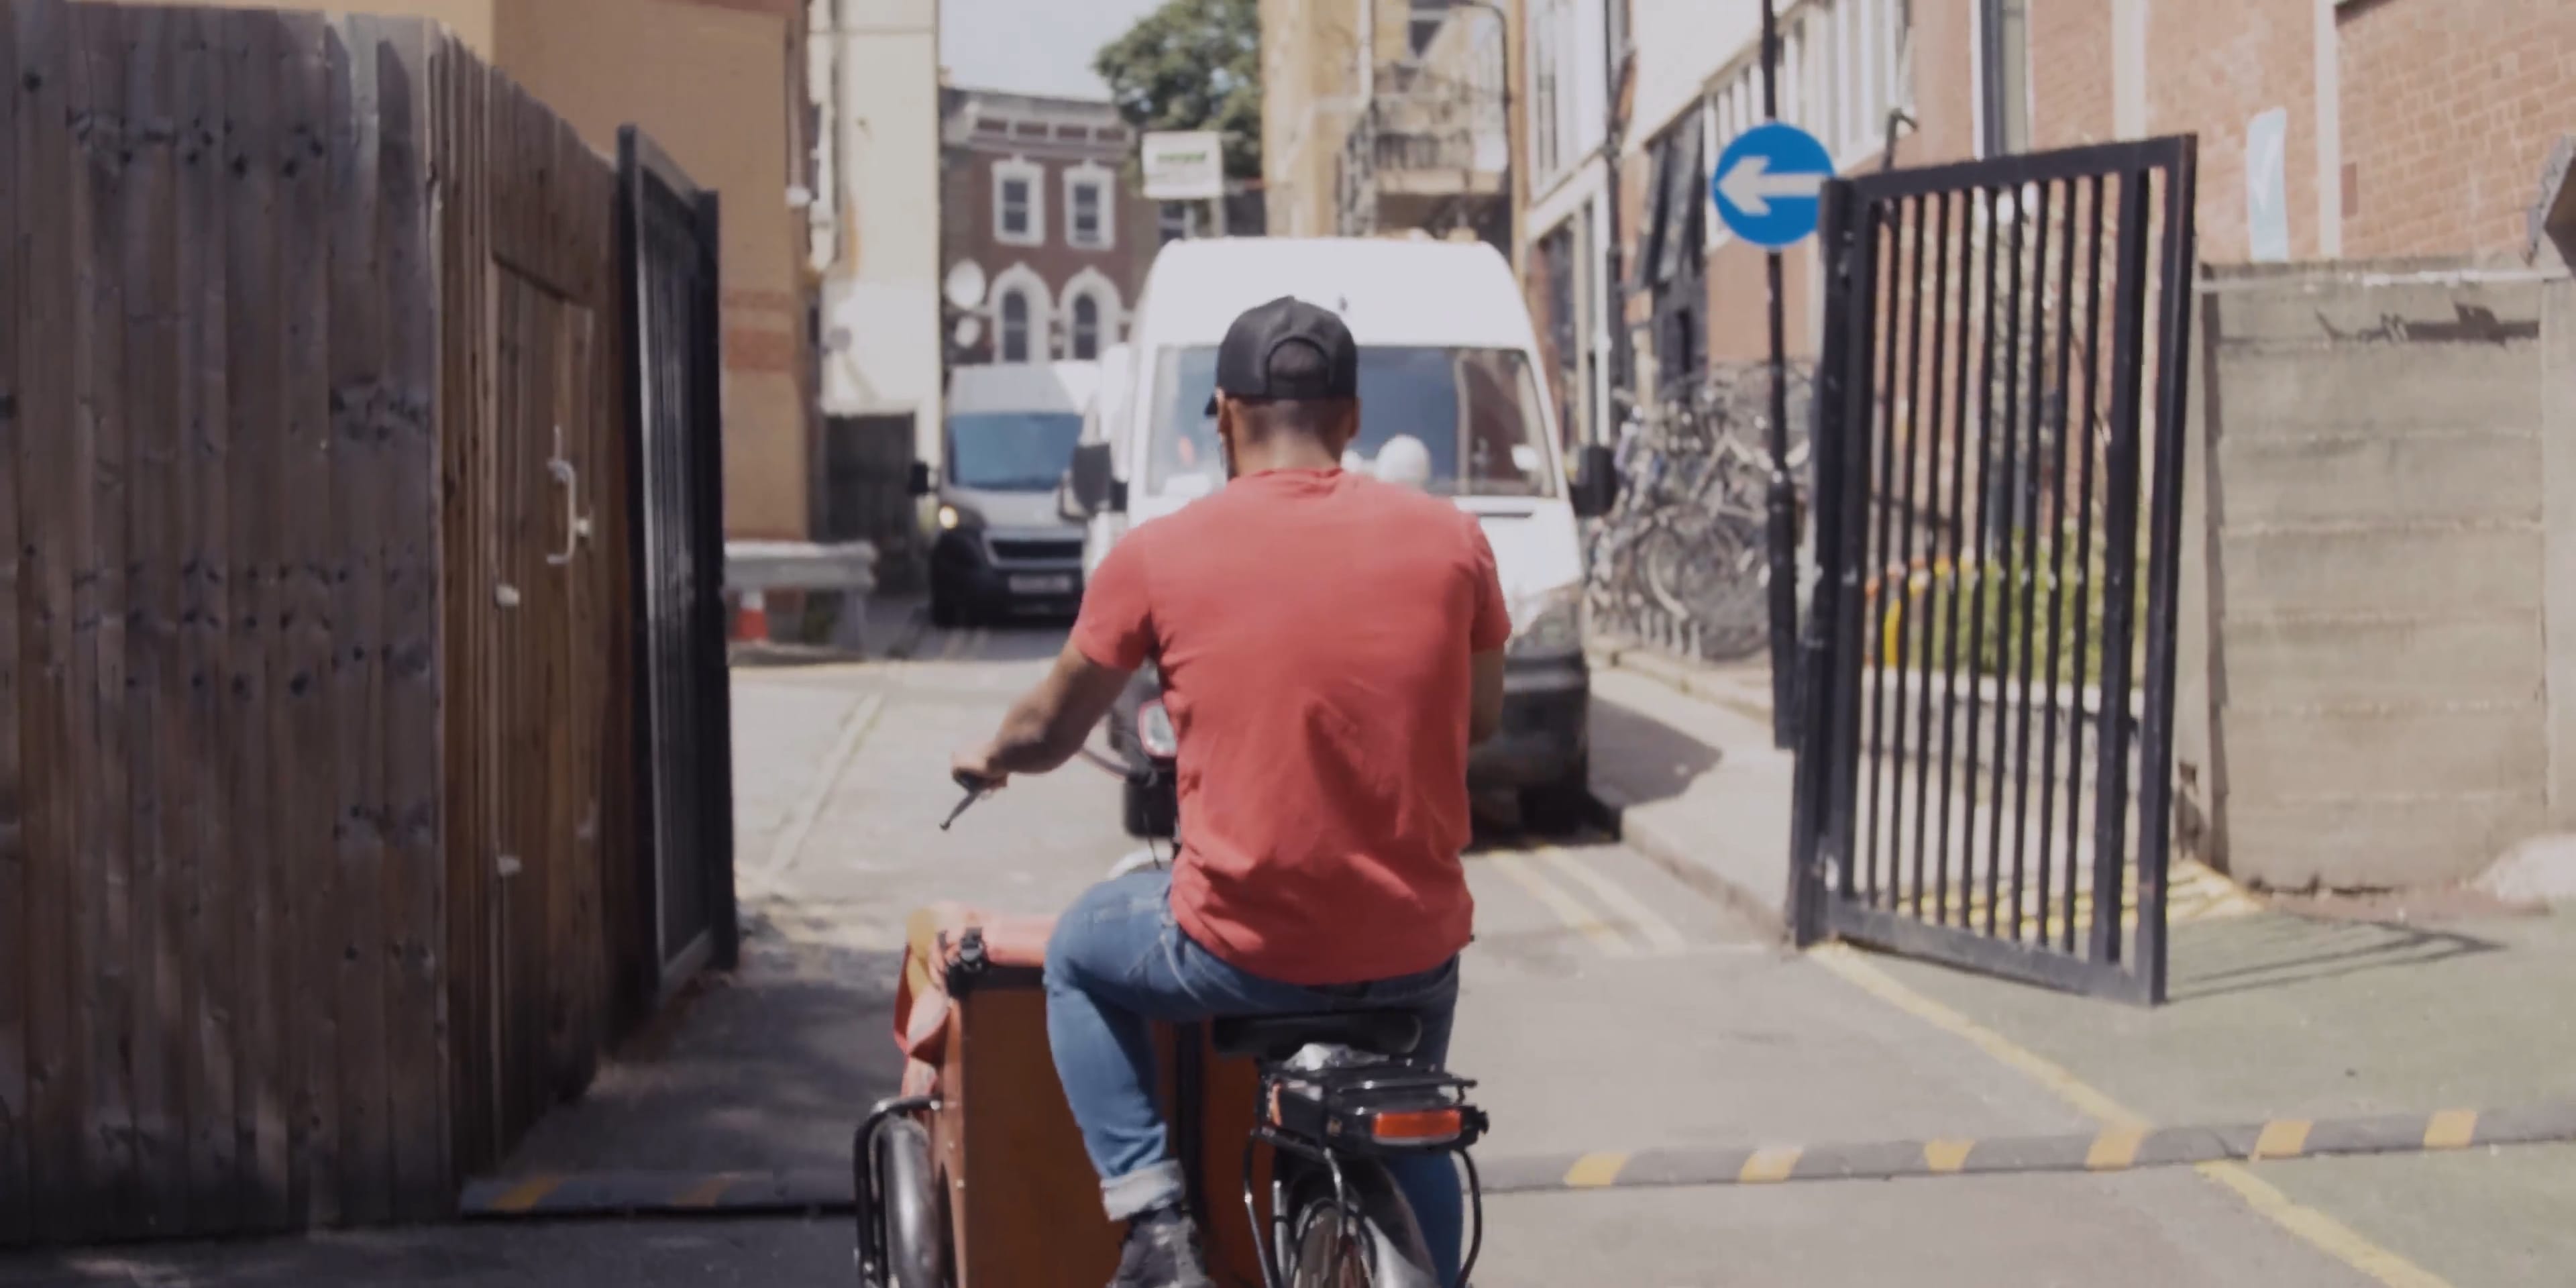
<box><xmin>952</xmin><ymin>297</ymin><xmax>1509</xmax><ymax>1288</ymax></box>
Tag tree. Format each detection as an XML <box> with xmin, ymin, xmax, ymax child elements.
<box><xmin>1093</xmin><ymin>0</ymin><xmax>1261</xmax><ymax>180</ymax></box>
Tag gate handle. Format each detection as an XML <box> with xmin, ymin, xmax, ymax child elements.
<box><xmin>547</xmin><ymin>425</ymin><xmax>594</xmax><ymax>568</ymax></box>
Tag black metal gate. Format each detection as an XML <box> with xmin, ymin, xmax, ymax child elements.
<box><xmin>616</xmin><ymin>129</ymin><xmax>739</xmax><ymax>1000</ymax></box>
<box><xmin>1789</xmin><ymin>138</ymin><xmax>2198</xmax><ymax>1004</ymax></box>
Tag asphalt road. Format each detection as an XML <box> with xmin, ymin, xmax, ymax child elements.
<box><xmin>5</xmin><ymin>621</ymin><xmax>2567</xmax><ymax>1287</ymax></box>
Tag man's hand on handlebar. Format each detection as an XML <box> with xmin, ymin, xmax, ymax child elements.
<box><xmin>950</xmin><ymin>744</ymin><xmax>1010</xmax><ymax>794</ymax></box>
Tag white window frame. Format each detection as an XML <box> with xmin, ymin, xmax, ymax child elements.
<box><xmin>994</xmin><ymin>157</ymin><xmax>1045</xmax><ymax>248</ymax></box>
<box><xmin>1063</xmin><ymin>162</ymin><xmax>1116</xmax><ymax>250</ymax></box>
<box><xmin>1060</xmin><ymin>267</ymin><xmax>1124</xmax><ymax>362</ymax></box>
<box><xmin>1529</xmin><ymin>0</ymin><xmax>1569</xmax><ymax>188</ymax></box>
<box><xmin>989</xmin><ymin>262</ymin><xmax>1053</xmax><ymax>364</ymax></box>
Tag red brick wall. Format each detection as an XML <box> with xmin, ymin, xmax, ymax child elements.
<box><xmin>1904</xmin><ymin>0</ymin><xmax>1981</xmax><ymax>168</ymax></box>
<box><xmin>941</xmin><ymin>142</ymin><xmax>1153</xmax><ymax>364</ymax></box>
<box><xmin>2142</xmin><ymin>0</ymin><xmax>2319</xmax><ymax>264</ymax></box>
<box><xmin>2028</xmin><ymin>0</ymin><xmax>2116</xmax><ymax>149</ymax></box>
<box><xmin>2338</xmin><ymin>0</ymin><xmax>2576</xmax><ymax>258</ymax></box>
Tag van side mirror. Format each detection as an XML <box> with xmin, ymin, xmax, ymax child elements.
<box><xmin>1057</xmin><ymin>468</ymin><xmax>1087</xmax><ymax>523</ymax></box>
<box><xmin>1069</xmin><ymin>441</ymin><xmax>1122</xmax><ymax>516</ymax></box>
<box><xmin>1570</xmin><ymin>443</ymin><xmax>1619</xmax><ymax>519</ymax></box>
<box><xmin>907</xmin><ymin>460</ymin><xmax>934</xmax><ymax>496</ymax></box>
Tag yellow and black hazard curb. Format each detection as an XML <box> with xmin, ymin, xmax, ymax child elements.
<box><xmin>460</xmin><ymin>1102</ymin><xmax>2576</xmax><ymax>1218</ymax></box>
<box><xmin>1472</xmin><ymin>1102</ymin><xmax>2576</xmax><ymax>1194</ymax></box>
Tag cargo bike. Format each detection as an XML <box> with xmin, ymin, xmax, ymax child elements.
<box><xmin>853</xmin><ymin>782</ymin><xmax>1492</xmax><ymax>1288</ymax></box>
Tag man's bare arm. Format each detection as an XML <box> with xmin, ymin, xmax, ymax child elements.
<box><xmin>969</xmin><ymin>641</ymin><xmax>1138</xmax><ymax>778</ymax></box>
<box><xmin>1468</xmin><ymin>649</ymin><xmax>1505</xmax><ymax>745</ymax></box>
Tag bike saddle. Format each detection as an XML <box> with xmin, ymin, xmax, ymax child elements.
<box><xmin>1211</xmin><ymin>1011</ymin><xmax>1422</xmax><ymax>1063</ymax></box>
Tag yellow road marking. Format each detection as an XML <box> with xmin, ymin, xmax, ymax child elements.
<box><xmin>2086</xmin><ymin>1126</ymin><xmax>2146</xmax><ymax>1171</ymax></box>
<box><xmin>1534</xmin><ymin>845</ymin><xmax>1692</xmax><ymax>955</ymax></box>
<box><xmin>1923</xmin><ymin>1138</ymin><xmax>1975</xmax><ymax>1173</ymax></box>
<box><xmin>1812</xmin><ymin>945</ymin><xmax>2146</xmax><ymax>1130</ymax></box>
<box><xmin>488</xmin><ymin>1175</ymin><xmax>565</xmax><ymax>1214</ymax></box>
<box><xmin>1489</xmin><ymin>852</ymin><xmax>1635</xmax><ymax>957</ymax></box>
<box><xmin>1562</xmin><ymin>1152</ymin><xmax>1629</xmax><ymax>1188</ymax></box>
<box><xmin>2254</xmin><ymin>1119</ymin><xmax>2313</xmax><ymax>1161</ymax></box>
<box><xmin>1738</xmin><ymin>1146</ymin><xmax>1803</xmax><ymax>1184</ymax></box>
<box><xmin>2195</xmin><ymin>1163</ymin><xmax>2458</xmax><ymax>1288</ymax></box>
<box><xmin>673</xmin><ymin>1174</ymin><xmax>737</xmax><ymax>1208</ymax></box>
<box><xmin>2422</xmin><ymin>1110</ymin><xmax>2477</xmax><ymax>1151</ymax></box>
<box><xmin>1809</xmin><ymin>943</ymin><xmax>2453</xmax><ymax>1288</ymax></box>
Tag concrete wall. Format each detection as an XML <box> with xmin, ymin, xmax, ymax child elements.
<box><xmin>820</xmin><ymin>0</ymin><xmax>943</xmax><ymax>468</ymax></box>
<box><xmin>1258</xmin><ymin>0</ymin><xmax>1364</xmax><ymax>237</ymax></box>
<box><xmin>2180</xmin><ymin>261</ymin><xmax>2564</xmax><ymax>890</ymax></box>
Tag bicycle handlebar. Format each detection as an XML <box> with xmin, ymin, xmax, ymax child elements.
<box><xmin>940</xmin><ymin>769</ymin><xmax>1000</xmax><ymax>831</ymax></box>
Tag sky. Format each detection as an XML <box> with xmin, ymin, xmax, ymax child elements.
<box><xmin>938</xmin><ymin>0</ymin><xmax>1168</xmax><ymax>101</ymax></box>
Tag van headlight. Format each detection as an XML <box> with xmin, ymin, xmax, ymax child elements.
<box><xmin>1508</xmin><ymin>585</ymin><xmax>1585</xmax><ymax>657</ymax></box>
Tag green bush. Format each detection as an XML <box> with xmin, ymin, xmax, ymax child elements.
<box><xmin>1874</xmin><ymin>525</ymin><xmax>2151</xmax><ymax>686</ymax></box>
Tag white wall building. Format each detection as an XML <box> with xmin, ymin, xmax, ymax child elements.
<box><xmin>810</xmin><ymin>0</ymin><xmax>945</xmax><ymax>468</ymax></box>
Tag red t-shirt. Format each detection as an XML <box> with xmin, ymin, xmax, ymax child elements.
<box><xmin>1071</xmin><ymin>468</ymin><xmax>1512</xmax><ymax>985</ymax></box>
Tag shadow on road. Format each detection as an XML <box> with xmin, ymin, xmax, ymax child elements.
<box><xmin>496</xmin><ymin>938</ymin><xmax>910</xmax><ymax>1177</ymax></box>
<box><xmin>1587</xmin><ymin>693</ymin><xmax>1725</xmax><ymax>808</ymax></box>
<box><xmin>2166</xmin><ymin>912</ymin><xmax>2500</xmax><ymax>1003</ymax></box>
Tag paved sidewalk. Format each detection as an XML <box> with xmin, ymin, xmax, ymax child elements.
<box><xmin>1585</xmin><ymin>645</ymin><xmax>1800</xmax><ymax>936</ymax></box>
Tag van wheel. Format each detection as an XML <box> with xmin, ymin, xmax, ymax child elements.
<box><xmin>1518</xmin><ymin>757</ymin><xmax>1594</xmax><ymax>837</ymax></box>
<box><xmin>928</xmin><ymin>575</ymin><xmax>964</xmax><ymax>629</ymax></box>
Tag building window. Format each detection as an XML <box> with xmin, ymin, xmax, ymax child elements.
<box><xmin>1071</xmin><ymin>295</ymin><xmax>1102</xmax><ymax>360</ymax></box>
<box><xmin>1638</xmin><ymin>123</ymin><xmax>1707</xmax><ymax>394</ymax></box>
<box><xmin>1529</xmin><ymin>0</ymin><xmax>1562</xmax><ymax>183</ymax></box>
<box><xmin>1000</xmin><ymin>290</ymin><xmax>1033</xmax><ymax>362</ymax></box>
<box><xmin>1159</xmin><ymin>202</ymin><xmax>1192</xmax><ymax>245</ymax></box>
<box><xmin>994</xmin><ymin>158</ymin><xmax>1044</xmax><ymax>248</ymax></box>
<box><xmin>1979</xmin><ymin>0</ymin><xmax>2028</xmax><ymax>156</ymax></box>
<box><xmin>1065</xmin><ymin>166</ymin><xmax>1116</xmax><ymax>250</ymax></box>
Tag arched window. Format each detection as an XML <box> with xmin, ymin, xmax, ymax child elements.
<box><xmin>1000</xmin><ymin>290</ymin><xmax>1032</xmax><ymax>363</ymax></box>
<box><xmin>1071</xmin><ymin>294</ymin><xmax>1101</xmax><ymax>360</ymax></box>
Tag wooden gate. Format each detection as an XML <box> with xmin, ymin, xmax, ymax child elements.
<box><xmin>0</xmin><ymin>3</ymin><xmax>655</xmax><ymax>1241</ymax></box>
<box><xmin>435</xmin><ymin>64</ymin><xmax>633</xmax><ymax>1173</ymax></box>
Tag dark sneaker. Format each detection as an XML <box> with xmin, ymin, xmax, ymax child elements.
<box><xmin>1109</xmin><ymin>1204</ymin><xmax>1215</xmax><ymax>1288</ymax></box>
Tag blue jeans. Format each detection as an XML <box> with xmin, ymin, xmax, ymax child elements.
<box><xmin>1045</xmin><ymin>868</ymin><xmax>1464</xmax><ymax>1283</ymax></box>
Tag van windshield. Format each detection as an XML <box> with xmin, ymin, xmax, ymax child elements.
<box><xmin>1143</xmin><ymin>346</ymin><xmax>1558</xmax><ymax>500</ymax></box>
<box><xmin>947</xmin><ymin>412</ymin><xmax>1085</xmax><ymax>492</ymax></box>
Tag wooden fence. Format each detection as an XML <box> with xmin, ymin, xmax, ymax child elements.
<box><xmin>0</xmin><ymin>1</ymin><xmax>688</xmax><ymax>1242</ymax></box>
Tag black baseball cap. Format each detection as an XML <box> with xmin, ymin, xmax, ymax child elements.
<box><xmin>1203</xmin><ymin>295</ymin><xmax>1360</xmax><ymax>415</ymax></box>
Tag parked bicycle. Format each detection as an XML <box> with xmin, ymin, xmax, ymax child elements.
<box><xmin>1585</xmin><ymin>365</ymin><xmax>1814</xmax><ymax>661</ymax></box>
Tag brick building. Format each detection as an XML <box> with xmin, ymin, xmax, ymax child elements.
<box><xmin>1546</xmin><ymin>0</ymin><xmax>2576</xmax><ymax>423</ymax></box>
<box><xmin>940</xmin><ymin>87</ymin><xmax>1157</xmax><ymax>366</ymax></box>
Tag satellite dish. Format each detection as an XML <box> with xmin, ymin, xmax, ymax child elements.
<box><xmin>944</xmin><ymin>260</ymin><xmax>989</xmax><ymax>311</ymax></box>
<box><xmin>954</xmin><ymin>315</ymin><xmax>984</xmax><ymax>348</ymax></box>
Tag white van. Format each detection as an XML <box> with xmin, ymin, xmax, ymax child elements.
<box><xmin>1063</xmin><ymin>237</ymin><xmax>1618</xmax><ymax>835</ymax></box>
<box><xmin>926</xmin><ymin>360</ymin><xmax>1099</xmax><ymax>626</ymax></box>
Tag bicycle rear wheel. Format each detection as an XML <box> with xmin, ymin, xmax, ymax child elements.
<box><xmin>1283</xmin><ymin>1163</ymin><xmax>1441</xmax><ymax>1288</ymax></box>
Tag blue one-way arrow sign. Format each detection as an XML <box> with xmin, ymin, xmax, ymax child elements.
<box><xmin>1712</xmin><ymin>122</ymin><xmax>1835</xmax><ymax>249</ymax></box>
